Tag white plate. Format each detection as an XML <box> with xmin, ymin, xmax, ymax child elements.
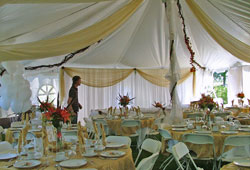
<box><xmin>54</xmin><ymin>156</ymin><xmax>69</xmax><ymax>162</ymax></box>
<box><xmin>239</xmin><ymin>128</ymin><xmax>250</xmax><ymax>132</ymax></box>
<box><xmin>106</xmin><ymin>143</ymin><xmax>125</xmax><ymax>148</ymax></box>
<box><xmin>221</xmin><ymin>131</ymin><xmax>238</xmax><ymax>134</ymax></box>
<box><xmin>82</xmin><ymin>169</ymin><xmax>98</xmax><ymax>170</ymax></box>
<box><xmin>14</xmin><ymin>160</ymin><xmax>41</xmax><ymax>169</ymax></box>
<box><xmin>59</xmin><ymin>159</ymin><xmax>87</xmax><ymax>168</ymax></box>
<box><xmin>239</xmin><ymin>125</ymin><xmax>250</xmax><ymax>128</ymax></box>
<box><xmin>100</xmin><ymin>150</ymin><xmax>125</xmax><ymax>158</ymax></box>
<box><xmin>0</xmin><ymin>153</ymin><xmax>18</xmax><ymax>160</ymax></box>
<box><xmin>172</xmin><ymin>125</ymin><xmax>187</xmax><ymax>128</ymax></box>
<box><xmin>94</xmin><ymin>146</ymin><xmax>105</xmax><ymax>151</ymax></box>
<box><xmin>82</xmin><ymin>152</ymin><xmax>97</xmax><ymax>157</ymax></box>
<box><xmin>29</xmin><ymin>129</ymin><xmax>41</xmax><ymax>132</ymax></box>
<box><xmin>233</xmin><ymin>160</ymin><xmax>250</xmax><ymax>167</ymax></box>
<box><xmin>172</xmin><ymin>128</ymin><xmax>188</xmax><ymax>131</ymax></box>
<box><xmin>194</xmin><ymin>131</ymin><xmax>211</xmax><ymax>134</ymax></box>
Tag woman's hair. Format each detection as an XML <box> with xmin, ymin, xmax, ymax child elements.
<box><xmin>72</xmin><ymin>76</ymin><xmax>81</xmax><ymax>85</ymax></box>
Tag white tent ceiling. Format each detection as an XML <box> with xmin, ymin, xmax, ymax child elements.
<box><xmin>0</xmin><ymin>0</ymin><xmax>249</xmax><ymax>71</ymax></box>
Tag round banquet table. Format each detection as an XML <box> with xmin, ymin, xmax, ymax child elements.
<box><xmin>163</xmin><ymin>127</ymin><xmax>250</xmax><ymax>158</ymax></box>
<box><xmin>0</xmin><ymin>147</ymin><xmax>135</xmax><ymax>170</ymax></box>
<box><xmin>104</xmin><ymin>117</ymin><xmax>155</xmax><ymax>136</ymax></box>
<box><xmin>237</xmin><ymin>118</ymin><xmax>250</xmax><ymax>125</ymax></box>
<box><xmin>221</xmin><ymin>162</ymin><xmax>250</xmax><ymax>170</ymax></box>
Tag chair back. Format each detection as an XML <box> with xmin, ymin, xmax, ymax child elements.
<box><xmin>11</xmin><ymin>121</ymin><xmax>23</xmax><ymax>128</ymax></box>
<box><xmin>121</xmin><ymin>120</ymin><xmax>140</xmax><ymax>127</ymax></box>
<box><xmin>141</xmin><ymin>138</ymin><xmax>162</xmax><ymax>154</ymax></box>
<box><xmin>136</xmin><ymin>152</ymin><xmax>159</xmax><ymax>170</ymax></box>
<box><xmin>0</xmin><ymin>141</ymin><xmax>13</xmax><ymax>152</ymax></box>
<box><xmin>172</xmin><ymin>142</ymin><xmax>200</xmax><ymax>170</ymax></box>
<box><xmin>106</xmin><ymin>136</ymin><xmax>131</xmax><ymax>147</ymax></box>
<box><xmin>182</xmin><ymin>133</ymin><xmax>214</xmax><ymax>145</ymax></box>
<box><xmin>0</xmin><ymin>126</ymin><xmax>3</xmax><ymax>133</ymax></box>
<box><xmin>135</xmin><ymin>138</ymin><xmax>162</xmax><ymax>165</ymax></box>
<box><xmin>159</xmin><ymin>129</ymin><xmax>172</xmax><ymax>140</ymax></box>
<box><xmin>224</xmin><ymin>135</ymin><xmax>250</xmax><ymax>147</ymax></box>
<box><xmin>187</xmin><ymin>112</ymin><xmax>203</xmax><ymax>119</ymax></box>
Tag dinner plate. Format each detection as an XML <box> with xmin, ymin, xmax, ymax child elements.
<box><xmin>194</xmin><ymin>130</ymin><xmax>211</xmax><ymax>134</ymax></box>
<box><xmin>82</xmin><ymin>152</ymin><xmax>97</xmax><ymax>157</ymax></box>
<box><xmin>14</xmin><ymin>160</ymin><xmax>41</xmax><ymax>169</ymax></box>
<box><xmin>221</xmin><ymin>131</ymin><xmax>238</xmax><ymax>134</ymax></box>
<box><xmin>94</xmin><ymin>146</ymin><xmax>105</xmax><ymax>151</ymax></box>
<box><xmin>29</xmin><ymin>129</ymin><xmax>41</xmax><ymax>132</ymax></box>
<box><xmin>100</xmin><ymin>150</ymin><xmax>125</xmax><ymax>158</ymax></box>
<box><xmin>0</xmin><ymin>153</ymin><xmax>18</xmax><ymax>160</ymax></box>
<box><xmin>233</xmin><ymin>160</ymin><xmax>250</xmax><ymax>167</ymax></box>
<box><xmin>238</xmin><ymin>128</ymin><xmax>250</xmax><ymax>132</ymax></box>
<box><xmin>172</xmin><ymin>128</ymin><xmax>188</xmax><ymax>131</ymax></box>
<box><xmin>106</xmin><ymin>143</ymin><xmax>125</xmax><ymax>148</ymax></box>
<box><xmin>239</xmin><ymin>125</ymin><xmax>250</xmax><ymax>128</ymax></box>
<box><xmin>172</xmin><ymin>125</ymin><xmax>187</xmax><ymax>128</ymax></box>
<box><xmin>59</xmin><ymin>159</ymin><xmax>87</xmax><ymax>168</ymax></box>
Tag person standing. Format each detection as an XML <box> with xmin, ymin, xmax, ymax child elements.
<box><xmin>68</xmin><ymin>76</ymin><xmax>82</xmax><ymax>124</ymax></box>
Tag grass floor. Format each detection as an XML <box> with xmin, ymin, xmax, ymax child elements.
<box><xmin>130</xmin><ymin>135</ymin><xmax>228</xmax><ymax>170</ymax></box>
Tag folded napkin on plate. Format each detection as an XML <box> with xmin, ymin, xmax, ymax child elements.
<box><xmin>113</xmin><ymin>107</ymin><xmax>116</xmax><ymax>115</ymax></box>
<box><xmin>77</xmin><ymin>122</ymin><xmax>85</xmax><ymax>153</ymax></box>
<box><xmin>21</xmin><ymin>113</ymin><xmax>25</xmax><ymax>124</ymax></box>
<box><xmin>92</xmin><ymin>121</ymin><xmax>99</xmax><ymax>140</ymax></box>
<box><xmin>25</xmin><ymin>113</ymin><xmax>29</xmax><ymax>125</ymax></box>
<box><xmin>18</xmin><ymin>131</ymin><xmax>22</xmax><ymax>153</ymax></box>
<box><xmin>31</xmin><ymin>112</ymin><xmax>36</xmax><ymax>119</ymax></box>
<box><xmin>5</xmin><ymin>129</ymin><xmax>13</xmax><ymax>144</ymax></box>
<box><xmin>100</xmin><ymin>123</ymin><xmax>106</xmax><ymax>146</ymax></box>
<box><xmin>22</xmin><ymin>124</ymin><xmax>31</xmax><ymax>146</ymax></box>
<box><xmin>42</xmin><ymin>126</ymin><xmax>49</xmax><ymax>155</ymax></box>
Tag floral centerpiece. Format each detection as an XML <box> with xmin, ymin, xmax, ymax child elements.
<box><xmin>117</xmin><ymin>93</ymin><xmax>135</xmax><ymax>108</ymax></box>
<box><xmin>38</xmin><ymin>96</ymin><xmax>70</xmax><ymax>151</ymax></box>
<box><xmin>237</xmin><ymin>92</ymin><xmax>245</xmax><ymax>106</ymax></box>
<box><xmin>38</xmin><ymin>97</ymin><xmax>54</xmax><ymax>113</ymax></box>
<box><xmin>198</xmin><ymin>94</ymin><xmax>216</xmax><ymax>123</ymax></box>
<box><xmin>237</xmin><ymin>92</ymin><xmax>245</xmax><ymax>99</ymax></box>
<box><xmin>198</xmin><ymin>94</ymin><xmax>216</xmax><ymax>111</ymax></box>
<box><xmin>153</xmin><ymin>101</ymin><xmax>166</xmax><ymax>116</ymax></box>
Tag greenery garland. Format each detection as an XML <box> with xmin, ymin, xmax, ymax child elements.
<box><xmin>176</xmin><ymin>0</ymin><xmax>205</xmax><ymax>72</ymax></box>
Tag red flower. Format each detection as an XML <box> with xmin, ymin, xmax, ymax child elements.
<box><xmin>57</xmin><ymin>131</ymin><xmax>62</xmax><ymax>138</ymax></box>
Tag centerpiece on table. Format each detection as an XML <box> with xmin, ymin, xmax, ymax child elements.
<box><xmin>237</xmin><ymin>92</ymin><xmax>245</xmax><ymax>107</ymax></box>
<box><xmin>198</xmin><ymin>94</ymin><xmax>216</xmax><ymax>122</ymax></box>
<box><xmin>117</xmin><ymin>93</ymin><xmax>135</xmax><ymax>116</ymax></box>
<box><xmin>152</xmin><ymin>101</ymin><xmax>166</xmax><ymax>116</ymax></box>
<box><xmin>38</xmin><ymin>96</ymin><xmax>71</xmax><ymax>151</ymax></box>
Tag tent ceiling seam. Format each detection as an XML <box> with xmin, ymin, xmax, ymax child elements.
<box><xmin>208</xmin><ymin>0</ymin><xmax>250</xmax><ymax>35</ymax></box>
<box><xmin>0</xmin><ymin>2</ymin><xmax>97</xmax><ymax>43</ymax></box>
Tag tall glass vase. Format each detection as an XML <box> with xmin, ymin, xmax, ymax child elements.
<box><xmin>56</xmin><ymin>125</ymin><xmax>63</xmax><ymax>152</ymax></box>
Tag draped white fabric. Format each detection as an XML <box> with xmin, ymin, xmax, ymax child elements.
<box><xmin>228</xmin><ymin>67</ymin><xmax>243</xmax><ymax>104</ymax></box>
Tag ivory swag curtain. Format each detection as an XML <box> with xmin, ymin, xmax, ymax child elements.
<box><xmin>186</xmin><ymin>0</ymin><xmax>250</xmax><ymax>63</ymax></box>
<box><xmin>59</xmin><ymin>67</ymin><xmax>192</xmax><ymax>102</ymax></box>
<box><xmin>0</xmin><ymin>0</ymin><xmax>143</xmax><ymax>62</ymax></box>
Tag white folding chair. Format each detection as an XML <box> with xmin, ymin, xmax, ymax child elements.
<box><xmin>0</xmin><ymin>126</ymin><xmax>3</xmax><ymax>141</ymax></box>
<box><xmin>83</xmin><ymin>118</ymin><xmax>95</xmax><ymax>139</ymax></box>
<box><xmin>147</xmin><ymin>118</ymin><xmax>162</xmax><ymax>137</ymax></box>
<box><xmin>135</xmin><ymin>138</ymin><xmax>162</xmax><ymax>166</ymax></box>
<box><xmin>0</xmin><ymin>141</ymin><xmax>13</xmax><ymax>152</ymax></box>
<box><xmin>94</xmin><ymin>119</ymin><xmax>109</xmax><ymax>137</ymax></box>
<box><xmin>121</xmin><ymin>120</ymin><xmax>140</xmax><ymax>147</ymax></box>
<box><xmin>172</xmin><ymin>142</ymin><xmax>204</xmax><ymax>170</ymax></box>
<box><xmin>158</xmin><ymin>129</ymin><xmax>178</xmax><ymax>170</ymax></box>
<box><xmin>11</xmin><ymin>121</ymin><xmax>23</xmax><ymax>128</ymax></box>
<box><xmin>106</xmin><ymin>136</ymin><xmax>131</xmax><ymax>147</ymax></box>
<box><xmin>186</xmin><ymin>112</ymin><xmax>203</xmax><ymax>119</ymax></box>
<box><xmin>182</xmin><ymin>133</ymin><xmax>216</xmax><ymax>170</ymax></box>
<box><xmin>136</xmin><ymin>152</ymin><xmax>159</xmax><ymax>170</ymax></box>
<box><xmin>218</xmin><ymin>135</ymin><xmax>250</xmax><ymax>169</ymax></box>
<box><xmin>214</xmin><ymin>112</ymin><xmax>230</xmax><ymax>118</ymax></box>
